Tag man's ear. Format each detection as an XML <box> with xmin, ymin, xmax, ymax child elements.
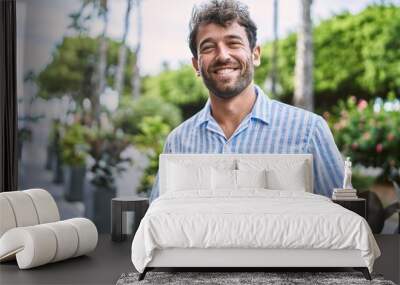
<box><xmin>192</xmin><ymin>57</ymin><xmax>200</xmax><ymax>76</ymax></box>
<box><xmin>252</xmin><ymin>45</ymin><xmax>261</xmax><ymax>67</ymax></box>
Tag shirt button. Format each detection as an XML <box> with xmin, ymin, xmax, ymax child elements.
<box><xmin>223</xmin><ymin>145</ymin><xmax>230</xmax><ymax>153</ymax></box>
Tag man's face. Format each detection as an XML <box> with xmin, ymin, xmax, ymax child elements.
<box><xmin>192</xmin><ymin>21</ymin><xmax>260</xmax><ymax>99</ymax></box>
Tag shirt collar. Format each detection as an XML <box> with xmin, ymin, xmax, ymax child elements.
<box><xmin>196</xmin><ymin>84</ymin><xmax>271</xmax><ymax>127</ymax></box>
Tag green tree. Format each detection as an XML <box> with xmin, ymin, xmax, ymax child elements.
<box><xmin>294</xmin><ymin>0</ymin><xmax>314</xmax><ymax>111</ymax></box>
<box><xmin>37</xmin><ymin>36</ymin><xmax>136</xmax><ymax>119</ymax></box>
<box><xmin>255</xmin><ymin>4</ymin><xmax>400</xmax><ymax>112</ymax></box>
<box><xmin>113</xmin><ymin>95</ymin><xmax>182</xmax><ymax>136</ymax></box>
<box><xmin>142</xmin><ymin>64</ymin><xmax>208</xmax><ymax>120</ymax></box>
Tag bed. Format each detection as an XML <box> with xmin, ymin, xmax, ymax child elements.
<box><xmin>131</xmin><ymin>154</ymin><xmax>381</xmax><ymax>280</ymax></box>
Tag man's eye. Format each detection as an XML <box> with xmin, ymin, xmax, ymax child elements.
<box><xmin>201</xmin><ymin>46</ymin><xmax>213</xmax><ymax>52</ymax></box>
<box><xmin>229</xmin><ymin>42</ymin><xmax>242</xmax><ymax>47</ymax></box>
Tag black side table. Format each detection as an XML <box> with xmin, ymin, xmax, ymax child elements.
<box><xmin>332</xmin><ymin>198</ymin><xmax>366</xmax><ymax>219</ymax></box>
<box><xmin>111</xmin><ymin>197</ymin><xmax>149</xmax><ymax>242</ymax></box>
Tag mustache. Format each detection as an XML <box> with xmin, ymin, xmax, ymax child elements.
<box><xmin>209</xmin><ymin>59</ymin><xmax>241</xmax><ymax>72</ymax></box>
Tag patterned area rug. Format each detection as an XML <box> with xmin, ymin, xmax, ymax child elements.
<box><xmin>116</xmin><ymin>271</ymin><xmax>395</xmax><ymax>285</ymax></box>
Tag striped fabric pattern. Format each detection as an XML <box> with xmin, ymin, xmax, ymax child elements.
<box><xmin>150</xmin><ymin>85</ymin><xmax>344</xmax><ymax>202</ymax></box>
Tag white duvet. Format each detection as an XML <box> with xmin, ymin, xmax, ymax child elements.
<box><xmin>131</xmin><ymin>190</ymin><xmax>380</xmax><ymax>273</ymax></box>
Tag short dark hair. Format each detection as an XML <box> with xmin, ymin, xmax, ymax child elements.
<box><xmin>189</xmin><ymin>0</ymin><xmax>258</xmax><ymax>59</ymax></box>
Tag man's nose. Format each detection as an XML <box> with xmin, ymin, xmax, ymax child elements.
<box><xmin>215</xmin><ymin>45</ymin><xmax>231</xmax><ymax>61</ymax></box>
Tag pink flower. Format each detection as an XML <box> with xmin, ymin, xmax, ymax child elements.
<box><xmin>334</xmin><ymin>123</ymin><xmax>342</xmax><ymax>131</ymax></box>
<box><xmin>376</xmin><ymin>143</ymin><xmax>383</xmax><ymax>153</ymax></box>
<box><xmin>357</xmin><ymin>99</ymin><xmax>368</xmax><ymax>111</ymax></box>
<box><xmin>362</xmin><ymin>132</ymin><xmax>371</xmax><ymax>140</ymax></box>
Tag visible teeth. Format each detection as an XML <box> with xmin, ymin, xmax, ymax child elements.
<box><xmin>216</xmin><ymin>68</ymin><xmax>235</xmax><ymax>74</ymax></box>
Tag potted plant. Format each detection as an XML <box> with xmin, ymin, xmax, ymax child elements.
<box><xmin>84</xmin><ymin>127</ymin><xmax>131</xmax><ymax>233</ymax></box>
<box><xmin>60</xmin><ymin>123</ymin><xmax>90</xmax><ymax>201</ymax></box>
<box><xmin>47</xmin><ymin>120</ymin><xmax>64</xmax><ymax>184</ymax></box>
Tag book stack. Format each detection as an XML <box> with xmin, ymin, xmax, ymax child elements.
<box><xmin>332</xmin><ymin>188</ymin><xmax>358</xmax><ymax>200</ymax></box>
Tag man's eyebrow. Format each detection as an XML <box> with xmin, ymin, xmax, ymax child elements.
<box><xmin>224</xmin><ymin>35</ymin><xmax>244</xmax><ymax>41</ymax></box>
<box><xmin>199</xmin><ymin>34</ymin><xmax>244</xmax><ymax>49</ymax></box>
<box><xmin>199</xmin><ymin>37</ymin><xmax>214</xmax><ymax>49</ymax></box>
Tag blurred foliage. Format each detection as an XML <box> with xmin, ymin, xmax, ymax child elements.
<box><xmin>86</xmin><ymin>127</ymin><xmax>132</xmax><ymax>189</ymax></box>
<box><xmin>37</xmin><ymin>36</ymin><xmax>136</xmax><ymax>111</ymax></box>
<box><xmin>351</xmin><ymin>170</ymin><xmax>378</xmax><ymax>192</ymax></box>
<box><xmin>133</xmin><ymin>116</ymin><xmax>171</xmax><ymax>194</ymax></box>
<box><xmin>327</xmin><ymin>94</ymin><xmax>400</xmax><ymax>178</ymax></box>
<box><xmin>18</xmin><ymin>127</ymin><xmax>32</xmax><ymax>143</ymax></box>
<box><xmin>142</xmin><ymin>64</ymin><xmax>208</xmax><ymax>119</ymax></box>
<box><xmin>35</xmin><ymin>4</ymin><xmax>400</xmax><ymax>195</ymax></box>
<box><xmin>60</xmin><ymin>123</ymin><xmax>90</xmax><ymax>166</ymax></box>
<box><xmin>113</xmin><ymin>95</ymin><xmax>182</xmax><ymax>136</ymax></box>
<box><xmin>255</xmin><ymin>4</ymin><xmax>400</xmax><ymax>111</ymax></box>
<box><xmin>48</xmin><ymin>119</ymin><xmax>62</xmax><ymax>148</ymax></box>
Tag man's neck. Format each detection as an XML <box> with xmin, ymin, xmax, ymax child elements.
<box><xmin>209</xmin><ymin>84</ymin><xmax>257</xmax><ymax>139</ymax></box>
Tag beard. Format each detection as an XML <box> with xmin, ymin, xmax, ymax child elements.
<box><xmin>200</xmin><ymin>57</ymin><xmax>254</xmax><ymax>99</ymax></box>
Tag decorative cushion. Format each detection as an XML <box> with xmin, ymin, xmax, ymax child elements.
<box><xmin>212</xmin><ymin>168</ymin><xmax>237</xmax><ymax>190</ymax></box>
<box><xmin>0</xmin><ymin>196</ymin><xmax>16</xmax><ymax>237</ymax></box>
<box><xmin>0</xmin><ymin>191</ymin><xmax>40</xmax><ymax>227</ymax></box>
<box><xmin>236</xmin><ymin>169</ymin><xmax>268</xmax><ymax>189</ymax></box>
<box><xmin>167</xmin><ymin>162</ymin><xmax>212</xmax><ymax>191</ymax></box>
<box><xmin>24</xmin><ymin>189</ymin><xmax>60</xmax><ymax>223</ymax></box>
<box><xmin>238</xmin><ymin>160</ymin><xmax>308</xmax><ymax>192</ymax></box>
<box><xmin>0</xmin><ymin>189</ymin><xmax>60</xmax><ymax>237</ymax></box>
<box><xmin>266</xmin><ymin>166</ymin><xmax>307</xmax><ymax>191</ymax></box>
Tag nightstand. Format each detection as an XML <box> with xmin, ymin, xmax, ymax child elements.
<box><xmin>332</xmin><ymin>198</ymin><xmax>366</xmax><ymax>219</ymax></box>
<box><xmin>111</xmin><ymin>197</ymin><xmax>149</xmax><ymax>242</ymax></box>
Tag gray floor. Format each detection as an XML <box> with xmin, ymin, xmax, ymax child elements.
<box><xmin>0</xmin><ymin>235</ymin><xmax>398</xmax><ymax>285</ymax></box>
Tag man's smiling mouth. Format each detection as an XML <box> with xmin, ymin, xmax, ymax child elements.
<box><xmin>214</xmin><ymin>68</ymin><xmax>238</xmax><ymax>75</ymax></box>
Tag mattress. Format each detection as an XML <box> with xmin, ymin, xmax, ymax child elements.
<box><xmin>131</xmin><ymin>190</ymin><xmax>380</xmax><ymax>273</ymax></box>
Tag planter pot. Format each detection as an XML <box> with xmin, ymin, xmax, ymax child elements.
<box><xmin>63</xmin><ymin>165</ymin><xmax>86</xmax><ymax>202</ymax></box>
<box><xmin>45</xmin><ymin>144</ymin><xmax>54</xmax><ymax>170</ymax></box>
<box><xmin>18</xmin><ymin>140</ymin><xmax>23</xmax><ymax>161</ymax></box>
<box><xmin>359</xmin><ymin>191</ymin><xmax>385</xmax><ymax>233</ymax></box>
<box><xmin>84</xmin><ymin>182</ymin><xmax>116</xmax><ymax>233</ymax></box>
<box><xmin>52</xmin><ymin>149</ymin><xmax>64</xmax><ymax>184</ymax></box>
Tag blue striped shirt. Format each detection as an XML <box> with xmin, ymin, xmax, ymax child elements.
<box><xmin>149</xmin><ymin>85</ymin><xmax>344</xmax><ymax>202</ymax></box>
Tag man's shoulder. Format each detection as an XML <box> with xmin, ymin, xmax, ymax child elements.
<box><xmin>269</xmin><ymin>98</ymin><xmax>322</xmax><ymax>124</ymax></box>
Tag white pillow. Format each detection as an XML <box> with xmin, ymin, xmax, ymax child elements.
<box><xmin>236</xmin><ymin>169</ymin><xmax>267</xmax><ymax>189</ymax></box>
<box><xmin>266</xmin><ymin>166</ymin><xmax>306</xmax><ymax>191</ymax></box>
<box><xmin>168</xmin><ymin>163</ymin><xmax>211</xmax><ymax>191</ymax></box>
<box><xmin>211</xmin><ymin>168</ymin><xmax>236</xmax><ymax>190</ymax></box>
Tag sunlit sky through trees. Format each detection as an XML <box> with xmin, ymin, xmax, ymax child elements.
<box><xmin>18</xmin><ymin>0</ymin><xmax>381</xmax><ymax>75</ymax></box>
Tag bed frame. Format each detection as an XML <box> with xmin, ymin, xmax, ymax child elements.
<box><xmin>139</xmin><ymin>248</ymin><xmax>371</xmax><ymax>280</ymax></box>
<box><xmin>138</xmin><ymin>154</ymin><xmax>372</xmax><ymax>281</ymax></box>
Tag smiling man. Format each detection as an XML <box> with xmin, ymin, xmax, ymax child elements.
<box><xmin>149</xmin><ymin>0</ymin><xmax>344</xmax><ymax>202</ymax></box>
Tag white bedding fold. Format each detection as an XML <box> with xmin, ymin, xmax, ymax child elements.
<box><xmin>131</xmin><ymin>190</ymin><xmax>380</xmax><ymax>273</ymax></box>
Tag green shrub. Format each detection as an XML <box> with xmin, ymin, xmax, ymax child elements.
<box><xmin>113</xmin><ymin>95</ymin><xmax>181</xmax><ymax>136</ymax></box>
<box><xmin>133</xmin><ymin>116</ymin><xmax>171</xmax><ymax>194</ymax></box>
<box><xmin>60</xmin><ymin>123</ymin><xmax>90</xmax><ymax>166</ymax></box>
<box><xmin>328</xmin><ymin>94</ymin><xmax>400</xmax><ymax>178</ymax></box>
